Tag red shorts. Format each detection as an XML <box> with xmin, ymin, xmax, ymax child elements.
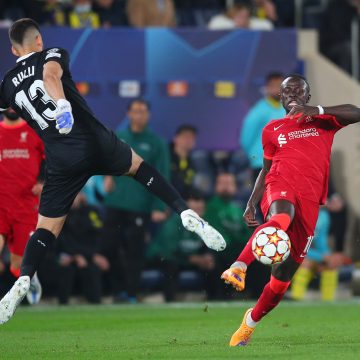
<box><xmin>261</xmin><ymin>180</ymin><xmax>319</xmax><ymax>264</ymax></box>
<box><xmin>0</xmin><ymin>207</ymin><xmax>37</xmax><ymax>257</ymax></box>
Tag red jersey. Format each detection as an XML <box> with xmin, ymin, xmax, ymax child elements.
<box><xmin>0</xmin><ymin>120</ymin><xmax>44</xmax><ymax>215</ymax></box>
<box><xmin>262</xmin><ymin>114</ymin><xmax>344</xmax><ymax>205</ymax></box>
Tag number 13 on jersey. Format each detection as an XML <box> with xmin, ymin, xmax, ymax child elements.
<box><xmin>15</xmin><ymin>79</ymin><xmax>57</xmax><ymax>130</ymax></box>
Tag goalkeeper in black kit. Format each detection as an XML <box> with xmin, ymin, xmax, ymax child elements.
<box><xmin>0</xmin><ymin>18</ymin><xmax>226</xmax><ymax>323</ymax></box>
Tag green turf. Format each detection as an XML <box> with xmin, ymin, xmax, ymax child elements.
<box><xmin>0</xmin><ymin>301</ymin><xmax>359</xmax><ymax>359</ymax></box>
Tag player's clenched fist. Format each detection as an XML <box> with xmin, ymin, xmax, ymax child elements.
<box><xmin>55</xmin><ymin>99</ymin><xmax>74</xmax><ymax>134</ymax></box>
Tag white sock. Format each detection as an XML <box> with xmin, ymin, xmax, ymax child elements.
<box><xmin>245</xmin><ymin>311</ymin><xmax>257</xmax><ymax>328</ymax></box>
<box><xmin>230</xmin><ymin>261</ymin><xmax>247</xmax><ymax>271</ymax></box>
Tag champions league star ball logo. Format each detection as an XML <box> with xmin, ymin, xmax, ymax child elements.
<box><xmin>252</xmin><ymin>227</ymin><xmax>291</xmax><ymax>265</ymax></box>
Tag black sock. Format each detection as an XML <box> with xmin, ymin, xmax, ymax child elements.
<box><xmin>133</xmin><ymin>162</ymin><xmax>188</xmax><ymax>214</ymax></box>
<box><xmin>20</xmin><ymin>228</ymin><xmax>56</xmax><ymax>278</ymax></box>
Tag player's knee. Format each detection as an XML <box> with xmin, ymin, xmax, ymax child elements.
<box><xmin>268</xmin><ymin>200</ymin><xmax>295</xmax><ymax>222</ymax></box>
<box><xmin>37</xmin><ymin>215</ymin><xmax>66</xmax><ymax>238</ymax></box>
<box><xmin>269</xmin><ymin>275</ymin><xmax>291</xmax><ymax>294</ymax></box>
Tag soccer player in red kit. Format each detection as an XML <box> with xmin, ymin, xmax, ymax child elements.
<box><xmin>221</xmin><ymin>74</ymin><xmax>360</xmax><ymax>346</ymax></box>
<box><xmin>0</xmin><ymin>108</ymin><xmax>44</xmax><ymax>304</ymax></box>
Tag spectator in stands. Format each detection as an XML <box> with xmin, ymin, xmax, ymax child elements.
<box><xmin>56</xmin><ymin>192</ymin><xmax>109</xmax><ymax>304</ymax></box>
<box><xmin>93</xmin><ymin>0</ymin><xmax>127</xmax><ymax>27</ymax></box>
<box><xmin>25</xmin><ymin>0</ymin><xmax>67</xmax><ymax>26</ymax></box>
<box><xmin>252</xmin><ymin>0</ymin><xmax>278</xmax><ymax>24</ymax></box>
<box><xmin>127</xmin><ymin>0</ymin><xmax>176</xmax><ymax>28</ymax></box>
<box><xmin>66</xmin><ymin>0</ymin><xmax>101</xmax><ymax>28</ymax></box>
<box><xmin>237</xmin><ymin>72</ymin><xmax>284</xmax><ymax>270</ymax></box>
<box><xmin>240</xmin><ymin>72</ymin><xmax>285</xmax><ymax>183</ymax></box>
<box><xmin>170</xmin><ymin>125</ymin><xmax>197</xmax><ymax>199</ymax></box>
<box><xmin>205</xmin><ymin>173</ymin><xmax>250</xmax><ymax>257</ymax></box>
<box><xmin>147</xmin><ymin>192</ymin><xmax>221</xmax><ymax>301</ymax></box>
<box><xmin>291</xmin><ymin>208</ymin><xmax>345</xmax><ymax>301</ymax></box>
<box><xmin>320</xmin><ymin>0</ymin><xmax>360</xmax><ymax>75</ymax></box>
<box><xmin>208</xmin><ymin>2</ymin><xmax>250</xmax><ymax>30</ymax></box>
<box><xmin>101</xmin><ymin>99</ymin><xmax>170</xmax><ymax>303</ymax></box>
<box><xmin>208</xmin><ymin>1</ymin><xmax>273</xmax><ymax>30</ymax></box>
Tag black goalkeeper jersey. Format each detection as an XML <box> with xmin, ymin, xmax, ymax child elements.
<box><xmin>0</xmin><ymin>48</ymin><xmax>117</xmax><ymax>174</ymax></box>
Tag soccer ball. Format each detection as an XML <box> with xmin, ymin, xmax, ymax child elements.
<box><xmin>252</xmin><ymin>227</ymin><xmax>291</xmax><ymax>265</ymax></box>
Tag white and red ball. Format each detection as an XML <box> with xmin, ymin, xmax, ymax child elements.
<box><xmin>251</xmin><ymin>227</ymin><xmax>291</xmax><ymax>265</ymax></box>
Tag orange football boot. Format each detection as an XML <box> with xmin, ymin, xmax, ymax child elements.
<box><xmin>229</xmin><ymin>308</ymin><xmax>255</xmax><ymax>346</ymax></box>
<box><xmin>221</xmin><ymin>267</ymin><xmax>246</xmax><ymax>292</ymax></box>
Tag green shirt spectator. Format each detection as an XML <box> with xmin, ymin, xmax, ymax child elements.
<box><xmin>147</xmin><ymin>194</ymin><xmax>226</xmax><ymax>301</ymax></box>
<box><xmin>205</xmin><ymin>195</ymin><xmax>250</xmax><ymax>248</ymax></box>
<box><xmin>205</xmin><ymin>173</ymin><xmax>252</xmax><ymax>261</ymax></box>
<box><xmin>147</xmin><ymin>213</ymin><xmax>204</xmax><ymax>265</ymax></box>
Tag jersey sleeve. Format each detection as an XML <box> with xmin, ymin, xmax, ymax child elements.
<box><xmin>317</xmin><ymin>115</ymin><xmax>344</xmax><ymax>131</ymax></box>
<box><xmin>43</xmin><ymin>48</ymin><xmax>70</xmax><ymax>73</ymax></box>
<box><xmin>262</xmin><ymin>126</ymin><xmax>276</xmax><ymax>160</ymax></box>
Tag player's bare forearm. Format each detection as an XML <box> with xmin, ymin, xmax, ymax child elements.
<box><xmin>247</xmin><ymin>169</ymin><xmax>266</xmax><ymax>208</ymax></box>
<box><xmin>243</xmin><ymin>158</ymin><xmax>272</xmax><ymax>227</ymax></box>
<box><xmin>248</xmin><ymin>158</ymin><xmax>272</xmax><ymax>207</ymax></box>
<box><xmin>43</xmin><ymin>61</ymin><xmax>65</xmax><ymax>102</ymax></box>
<box><xmin>289</xmin><ymin>104</ymin><xmax>360</xmax><ymax>126</ymax></box>
<box><xmin>322</xmin><ymin>104</ymin><xmax>360</xmax><ymax>125</ymax></box>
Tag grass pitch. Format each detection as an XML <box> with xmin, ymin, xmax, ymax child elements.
<box><xmin>0</xmin><ymin>301</ymin><xmax>359</xmax><ymax>359</ymax></box>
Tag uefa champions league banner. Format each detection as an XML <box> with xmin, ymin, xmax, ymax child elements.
<box><xmin>0</xmin><ymin>28</ymin><xmax>297</xmax><ymax>150</ymax></box>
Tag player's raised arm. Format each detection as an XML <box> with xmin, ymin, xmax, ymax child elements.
<box><xmin>43</xmin><ymin>60</ymin><xmax>74</xmax><ymax>134</ymax></box>
<box><xmin>43</xmin><ymin>61</ymin><xmax>65</xmax><ymax>102</ymax></box>
<box><xmin>288</xmin><ymin>104</ymin><xmax>360</xmax><ymax>126</ymax></box>
<box><xmin>244</xmin><ymin>158</ymin><xmax>272</xmax><ymax>228</ymax></box>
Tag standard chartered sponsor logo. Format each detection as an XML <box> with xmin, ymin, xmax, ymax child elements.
<box><xmin>278</xmin><ymin>134</ymin><xmax>287</xmax><ymax>147</ymax></box>
<box><xmin>2</xmin><ymin>149</ymin><xmax>30</xmax><ymax>159</ymax></box>
<box><xmin>288</xmin><ymin>128</ymin><xmax>319</xmax><ymax>140</ymax></box>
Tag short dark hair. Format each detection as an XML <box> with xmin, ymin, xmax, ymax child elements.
<box><xmin>9</xmin><ymin>18</ymin><xmax>40</xmax><ymax>46</ymax></box>
<box><xmin>285</xmin><ymin>73</ymin><xmax>310</xmax><ymax>90</ymax></box>
<box><xmin>127</xmin><ymin>98</ymin><xmax>151</xmax><ymax>111</ymax></box>
<box><xmin>266</xmin><ymin>72</ymin><xmax>285</xmax><ymax>84</ymax></box>
<box><xmin>175</xmin><ymin>124</ymin><xmax>197</xmax><ymax>136</ymax></box>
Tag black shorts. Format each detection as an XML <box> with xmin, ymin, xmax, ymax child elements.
<box><xmin>39</xmin><ymin>136</ymin><xmax>132</xmax><ymax>218</ymax></box>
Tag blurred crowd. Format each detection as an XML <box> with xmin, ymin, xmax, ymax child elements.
<box><xmin>0</xmin><ymin>71</ymin><xmax>353</xmax><ymax>304</ymax></box>
<box><xmin>0</xmin><ymin>1</ymin><xmax>359</xmax><ymax>75</ymax></box>
<box><xmin>0</xmin><ymin>0</ymin><xmax>296</xmax><ymax>30</ymax></box>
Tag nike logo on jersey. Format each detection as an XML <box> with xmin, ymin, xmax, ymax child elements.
<box><xmin>147</xmin><ymin>177</ymin><xmax>154</xmax><ymax>186</ymax></box>
<box><xmin>37</xmin><ymin>239</ymin><xmax>46</xmax><ymax>247</ymax></box>
<box><xmin>278</xmin><ymin>134</ymin><xmax>287</xmax><ymax>147</ymax></box>
<box><xmin>274</xmin><ymin>124</ymin><xmax>284</xmax><ymax>131</ymax></box>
